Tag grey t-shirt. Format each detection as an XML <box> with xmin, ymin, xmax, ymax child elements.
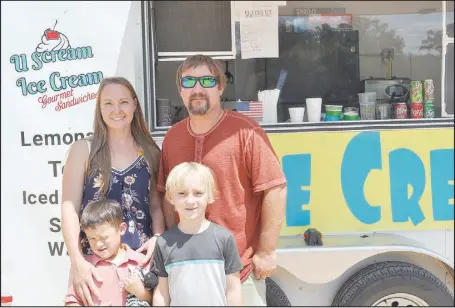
<box><xmin>153</xmin><ymin>222</ymin><xmax>243</xmax><ymax>306</ymax></box>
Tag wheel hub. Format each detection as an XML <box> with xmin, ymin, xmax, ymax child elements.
<box><xmin>372</xmin><ymin>293</ymin><xmax>429</xmax><ymax>307</ymax></box>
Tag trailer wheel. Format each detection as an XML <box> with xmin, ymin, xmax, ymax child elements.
<box><xmin>332</xmin><ymin>261</ymin><xmax>454</xmax><ymax>307</ymax></box>
<box><xmin>266</xmin><ymin>277</ymin><xmax>291</xmax><ymax>306</ymax></box>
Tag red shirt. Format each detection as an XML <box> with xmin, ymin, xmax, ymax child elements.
<box><xmin>64</xmin><ymin>245</ymin><xmax>146</xmax><ymax>306</ymax></box>
<box><xmin>157</xmin><ymin>110</ymin><xmax>286</xmax><ymax>281</ymax></box>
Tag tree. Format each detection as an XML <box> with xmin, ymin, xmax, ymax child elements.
<box><xmin>419</xmin><ymin>29</ymin><xmax>443</xmax><ymax>54</ymax></box>
<box><xmin>353</xmin><ymin>17</ymin><xmax>406</xmax><ymax>55</ymax></box>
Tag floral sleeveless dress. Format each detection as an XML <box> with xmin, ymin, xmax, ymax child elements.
<box><xmin>80</xmin><ymin>153</ymin><xmax>153</xmax><ymax>255</ymax></box>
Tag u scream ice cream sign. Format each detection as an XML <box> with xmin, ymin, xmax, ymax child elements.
<box><xmin>2</xmin><ymin>2</ymin><xmax>132</xmax><ymax>305</ymax></box>
<box><xmin>10</xmin><ymin>20</ymin><xmax>102</xmax><ymax>112</ymax></box>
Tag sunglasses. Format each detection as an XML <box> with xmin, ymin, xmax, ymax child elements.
<box><xmin>181</xmin><ymin>76</ymin><xmax>217</xmax><ymax>88</ymax></box>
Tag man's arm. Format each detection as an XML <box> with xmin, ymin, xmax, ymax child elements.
<box><xmin>244</xmin><ymin>127</ymin><xmax>287</xmax><ymax>279</ymax></box>
<box><xmin>162</xmin><ymin>193</ymin><xmax>177</xmax><ymax>229</ymax></box>
<box><xmin>257</xmin><ymin>184</ymin><xmax>287</xmax><ymax>253</ymax></box>
<box><xmin>156</xmin><ymin>138</ymin><xmax>177</xmax><ymax>230</ymax></box>
<box><xmin>252</xmin><ymin>184</ymin><xmax>287</xmax><ymax>280</ymax></box>
<box><xmin>150</xmin><ymin>189</ymin><xmax>165</xmax><ymax>235</ymax></box>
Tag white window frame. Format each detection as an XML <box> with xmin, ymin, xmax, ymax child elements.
<box><xmin>441</xmin><ymin>0</ymin><xmax>454</xmax><ymax>117</ymax></box>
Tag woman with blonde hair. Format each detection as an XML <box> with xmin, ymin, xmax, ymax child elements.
<box><xmin>61</xmin><ymin>77</ymin><xmax>164</xmax><ymax>306</ymax></box>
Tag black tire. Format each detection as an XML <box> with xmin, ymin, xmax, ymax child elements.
<box><xmin>332</xmin><ymin>261</ymin><xmax>454</xmax><ymax>306</ymax></box>
<box><xmin>266</xmin><ymin>277</ymin><xmax>292</xmax><ymax>306</ymax></box>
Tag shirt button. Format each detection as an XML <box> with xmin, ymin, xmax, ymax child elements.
<box><xmin>197</xmin><ymin>139</ymin><xmax>201</xmax><ymax>143</ymax></box>
<box><xmin>197</xmin><ymin>149</ymin><xmax>201</xmax><ymax>153</ymax></box>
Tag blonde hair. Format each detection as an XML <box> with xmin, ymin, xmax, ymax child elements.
<box><xmin>86</xmin><ymin>77</ymin><xmax>161</xmax><ymax>197</ymax></box>
<box><xmin>176</xmin><ymin>54</ymin><xmax>226</xmax><ymax>91</ymax></box>
<box><xmin>165</xmin><ymin>162</ymin><xmax>217</xmax><ymax>202</ymax></box>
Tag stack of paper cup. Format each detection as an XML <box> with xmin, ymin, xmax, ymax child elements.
<box><xmin>306</xmin><ymin>98</ymin><xmax>322</xmax><ymax>122</ymax></box>
<box><xmin>289</xmin><ymin>107</ymin><xmax>305</xmax><ymax>123</ymax></box>
<box><xmin>259</xmin><ymin>89</ymin><xmax>280</xmax><ymax>123</ymax></box>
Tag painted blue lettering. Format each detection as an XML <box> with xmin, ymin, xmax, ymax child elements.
<box><xmin>16</xmin><ymin>77</ymin><xmax>46</xmax><ymax>96</ymax></box>
<box><xmin>341</xmin><ymin>131</ymin><xmax>382</xmax><ymax>224</ymax></box>
<box><xmin>31</xmin><ymin>52</ymin><xmax>43</xmax><ymax>71</ymax></box>
<box><xmin>10</xmin><ymin>54</ymin><xmax>29</xmax><ymax>72</ymax></box>
<box><xmin>42</xmin><ymin>51</ymin><xmax>53</xmax><ymax>63</ymax></box>
<box><xmin>389</xmin><ymin>149</ymin><xmax>426</xmax><ymax>225</ymax></box>
<box><xmin>282</xmin><ymin>154</ymin><xmax>311</xmax><ymax>226</ymax></box>
<box><xmin>430</xmin><ymin>149</ymin><xmax>454</xmax><ymax>221</ymax></box>
<box><xmin>49</xmin><ymin>72</ymin><xmax>64</xmax><ymax>91</ymax></box>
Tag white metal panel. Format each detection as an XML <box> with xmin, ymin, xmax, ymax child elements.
<box><xmin>0</xmin><ymin>1</ymin><xmax>133</xmax><ymax>305</ymax></box>
<box><xmin>273</xmin><ymin>232</ymin><xmax>454</xmax><ymax>305</ymax></box>
<box><xmin>276</xmin><ymin>232</ymin><xmax>453</xmax><ymax>285</ymax></box>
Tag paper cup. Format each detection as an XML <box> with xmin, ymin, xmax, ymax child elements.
<box><xmin>289</xmin><ymin>107</ymin><xmax>305</xmax><ymax>123</ymax></box>
<box><xmin>306</xmin><ymin>98</ymin><xmax>322</xmax><ymax>122</ymax></box>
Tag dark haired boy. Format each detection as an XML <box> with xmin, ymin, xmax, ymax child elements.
<box><xmin>64</xmin><ymin>199</ymin><xmax>156</xmax><ymax>306</ymax></box>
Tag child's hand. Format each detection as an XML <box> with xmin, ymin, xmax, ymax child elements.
<box><xmin>124</xmin><ymin>267</ymin><xmax>147</xmax><ymax>299</ymax></box>
<box><xmin>124</xmin><ymin>276</ymin><xmax>146</xmax><ymax>298</ymax></box>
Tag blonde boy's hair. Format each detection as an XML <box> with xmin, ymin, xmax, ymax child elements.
<box><xmin>165</xmin><ymin>162</ymin><xmax>217</xmax><ymax>202</ymax></box>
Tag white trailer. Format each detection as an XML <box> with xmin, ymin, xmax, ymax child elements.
<box><xmin>1</xmin><ymin>1</ymin><xmax>453</xmax><ymax>306</ymax></box>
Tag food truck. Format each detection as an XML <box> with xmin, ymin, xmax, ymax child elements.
<box><xmin>1</xmin><ymin>1</ymin><xmax>453</xmax><ymax>306</ymax></box>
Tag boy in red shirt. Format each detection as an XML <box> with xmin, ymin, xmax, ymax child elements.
<box><xmin>64</xmin><ymin>200</ymin><xmax>154</xmax><ymax>306</ymax></box>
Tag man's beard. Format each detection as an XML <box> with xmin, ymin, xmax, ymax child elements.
<box><xmin>188</xmin><ymin>97</ymin><xmax>210</xmax><ymax>115</ymax></box>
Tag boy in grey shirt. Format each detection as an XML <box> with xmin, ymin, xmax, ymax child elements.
<box><xmin>152</xmin><ymin>162</ymin><xmax>243</xmax><ymax>306</ymax></box>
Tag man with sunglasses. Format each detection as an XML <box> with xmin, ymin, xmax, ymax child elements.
<box><xmin>157</xmin><ymin>54</ymin><xmax>287</xmax><ymax>306</ymax></box>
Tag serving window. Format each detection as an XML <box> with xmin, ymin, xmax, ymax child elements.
<box><xmin>148</xmin><ymin>1</ymin><xmax>454</xmax><ymax>131</ymax></box>
<box><xmin>231</xmin><ymin>1</ymin><xmax>454</xmax><ymax>124</ymax></box>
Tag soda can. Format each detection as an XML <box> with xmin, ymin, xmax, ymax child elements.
<box><xmin>410</xmin><ymin>102</ymin><xmax>423</xmax><ymax>119</ymax></box>
<box><xmin>424</xmin><ymin>102</ymin><xmax>435</xmax><ymax>118</ymax></box>
<box><xmin>395</xmin><ymin>102</ymin><xmax>408</xmax><ymax>119</ymax></box>
<box><xmin>424</xmin><ymin>79</ymin><xmax>435</xmax><ymax>102</ymax></box>
<box><xmin>410</xmin><ymin>80</ymin><xmax>423</xmax><ymax>104</ymax></box>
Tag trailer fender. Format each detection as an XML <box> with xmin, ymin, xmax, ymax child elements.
<box><xmin>275</xmin><ymin>232</ymin><xmax>454</xmax><ymax>285</ymax></box>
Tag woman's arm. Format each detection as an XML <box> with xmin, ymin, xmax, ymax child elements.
<box><xmin>226</xmin><ymin>272</ymin><xmax>242</xmax><ymax>306</ymax></box>
<box><xmin>62</xmin><ymin>140</ymin><xmax>88</xmax><ymax>260</ymax></box>
<box><xmin>152</xmin><ymin>277</ymin><xmax>170</xmax><ymax>306</ymax></box>
<box><xmin>61</xmin><ymin>139</ymin><xmax>100</xmax><ymax>306</ymax></box>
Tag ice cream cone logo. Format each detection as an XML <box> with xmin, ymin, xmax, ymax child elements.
<box><xmin>36</xmin><ymin>20</ymin><xmax>71</xmax><ymax>53</ymax></box>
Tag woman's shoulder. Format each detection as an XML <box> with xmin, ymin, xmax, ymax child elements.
<box><xmin>65</xmin><ymin>138</ymin><xmax>91</xmax><ymax>164</ymax></box>
<box><xmin>70</xmin><ymin>138</ymin><xmax>91</xmax><ymax>152</ymax></box>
